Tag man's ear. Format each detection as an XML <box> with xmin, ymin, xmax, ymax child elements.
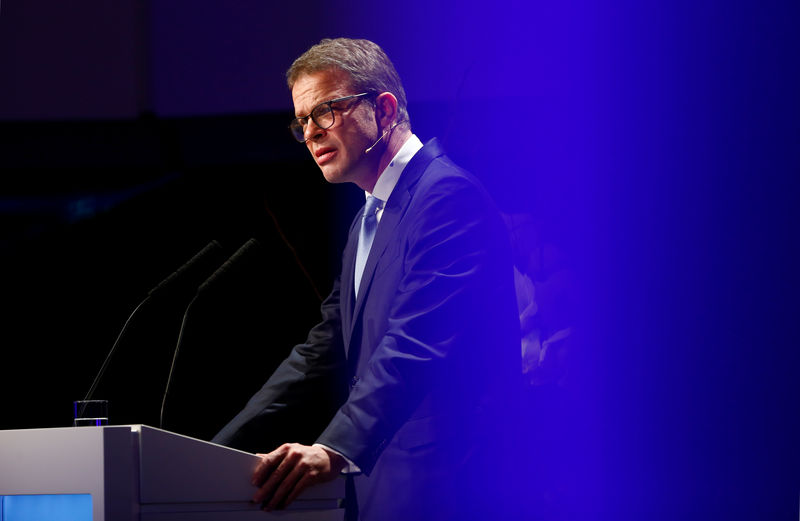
<box><xmin>374</xmin><ymin>92</ymin><xmax>399</xmax><ymax>128</ymax></box>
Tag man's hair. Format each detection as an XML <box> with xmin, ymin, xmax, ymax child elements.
<box><xmin>286</xmin><ymin>38</ymin><xmax>410</xmax><ymax>126</ymax></box>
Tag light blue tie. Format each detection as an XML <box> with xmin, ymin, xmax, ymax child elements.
<box><xmin>354</xmin><ymin>195</ymin><xmax>383</xmax><ymax>295</ymax></box>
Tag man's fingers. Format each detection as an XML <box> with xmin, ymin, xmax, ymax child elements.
<box><xmin>251</xmin><ymin>453</ymin><xmax>277</xmax><ymax>486</ymax></box>
<box><xmin>284</xmin><ymin>473</ymin><xmax>316</xmax><ymax>508</ymax></box>
<box><xmin>251</xmin><ymin>443</ymin><xmax>337</xmax><ymax>510</ymax></box>
<box><xmin>251</xmin><ymin>446</ymin><xmax>291</xmax><ymax>502</ymax></box>
<box><xmin>265</xmin><ymin>462</ymin><xmax>306</xmax><ymax>511</ymax></box>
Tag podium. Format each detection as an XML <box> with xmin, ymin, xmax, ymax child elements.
<box><xmin>0</xmin><ymin>425</ymin><xmax>344</xmax><ymax>521</ymax></box>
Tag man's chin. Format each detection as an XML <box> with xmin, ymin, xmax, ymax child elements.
<box><xmin>320</xmin><ymin>167</ymin><xmax>347</xmax><ymax>184</ymax></box>
<box><xmin>321</xmin><ymin>168</ymin><xmax>344</xmax><ymax>184</ymax></box>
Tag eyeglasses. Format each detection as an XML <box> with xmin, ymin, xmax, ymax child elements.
<box><xmin>289</xmin><ymin>92</ymin><xmax>373</xmax><ymax>143</ymax></box>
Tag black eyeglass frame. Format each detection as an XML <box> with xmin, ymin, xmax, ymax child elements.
<box><xmin>288</xmin><ymin>92</ymin><xmax>374</xmax><ymax>143</ymax></box>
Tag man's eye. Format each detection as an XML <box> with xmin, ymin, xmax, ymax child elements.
<box><xmin>313</xmin><ymin>105</ymin><xmax>333</xmax><ymax>117</ymax></box>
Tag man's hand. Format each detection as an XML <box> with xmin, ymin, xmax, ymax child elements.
<box><xmin>251</xmin><ymin>443</ymin><xmax>346</xmax><ymax>511</ymax></box>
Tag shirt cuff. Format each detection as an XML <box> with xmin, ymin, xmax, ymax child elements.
<box><xmin>313</xmin><ymin>443</ymin><xmax>362</xmax><ymax>474</ymax></box>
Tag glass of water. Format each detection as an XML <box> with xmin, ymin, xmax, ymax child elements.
<box><xmin>72</xmin><ymin>400</ymin><xmax>109</xmax><ymax>426</ymax></box>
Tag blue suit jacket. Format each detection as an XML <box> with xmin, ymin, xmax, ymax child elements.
<box><xmin>213</xmin><ymin>139</ymin><xmax>520</xmax><ymax>520</ymax></box>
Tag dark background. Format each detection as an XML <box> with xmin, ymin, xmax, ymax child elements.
<box><xmin>1</xmin><ymin>1</ymin><xmax>798</xmax><ymax>519</ymax></box>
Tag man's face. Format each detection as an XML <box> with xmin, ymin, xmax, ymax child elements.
<box><xmin>291</xmin><ymin>69</ymin><xmax>380</xmax><ymax>189</ymax></box>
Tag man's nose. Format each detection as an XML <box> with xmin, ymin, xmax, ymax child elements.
<box><xmin>304</xmin><ymin>119</ymin><xmax>324</xmax><ymax>142</ymax></box>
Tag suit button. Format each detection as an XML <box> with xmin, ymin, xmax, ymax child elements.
<box><xmin>350</xmin><ymin>376</ymin><xmax>359</xmax><ymax>389</ymax></box>
<box><xmin>373</xmin><ymin>438</ymin><xmax>388</xmax><ymax>458</ymax></box>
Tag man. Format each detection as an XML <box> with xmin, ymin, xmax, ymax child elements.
<box><xmin>212</xmin><ymin>38</ymin><xmax>521</xmax><ymax>521</ymax></box>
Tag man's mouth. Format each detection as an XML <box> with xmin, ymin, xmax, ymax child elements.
<box><xmin>315</xmin><ymin>147</ymin><xmax>337</xmax><ymax>165</ymax></box>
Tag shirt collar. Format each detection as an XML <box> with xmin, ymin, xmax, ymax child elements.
<box><xmin>366</xmin><ymin>134</ymin><xmax>424</xmax><ymax>203</ymax></box>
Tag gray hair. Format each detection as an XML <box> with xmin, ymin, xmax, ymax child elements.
<box><xmin>286</xmin><ymin>38</ymin><xmax>410</xmax><ymax>126</ymax></box>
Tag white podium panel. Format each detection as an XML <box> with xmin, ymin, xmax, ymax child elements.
<box><xmin>0</xmin><ymin>425</ymin><xmax>136</xmax><ymax>521</ymax></box>
<box><xmin>0</xmin><ymin>425</ymin><xmax>343</xmax><ymax>521</ymax></box>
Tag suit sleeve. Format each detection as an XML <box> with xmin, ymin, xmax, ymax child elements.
<box><xmin>316</xmin><ymin>166</ymin><xmax>519</xmax><ymax>473</ymax></box>
<box><xmin>211</xmin><ymin>276</ymin><xmax>348</xmax><ymax>453</ymax></box>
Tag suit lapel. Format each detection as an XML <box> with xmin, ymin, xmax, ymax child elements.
<box><xmin>340</xmin><ymin>216</ymin><xmax>360</xmax><ymax>351</ymax></box>
<box><xmin>346</xmin><ymin>139</ymin><xmax>445</xmax><ymax>346</ymax></box>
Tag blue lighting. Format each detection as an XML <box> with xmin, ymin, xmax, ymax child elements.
<box><xmin>0</xmin><ymin>494</ymin><xmax>92</xmax><ymax>521</ymax></box>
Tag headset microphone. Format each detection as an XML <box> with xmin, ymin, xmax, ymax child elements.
<box><xmin>365</xmin><ymin>122</ymin><xmax>398</xmax><ymax>154</ymax></box>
